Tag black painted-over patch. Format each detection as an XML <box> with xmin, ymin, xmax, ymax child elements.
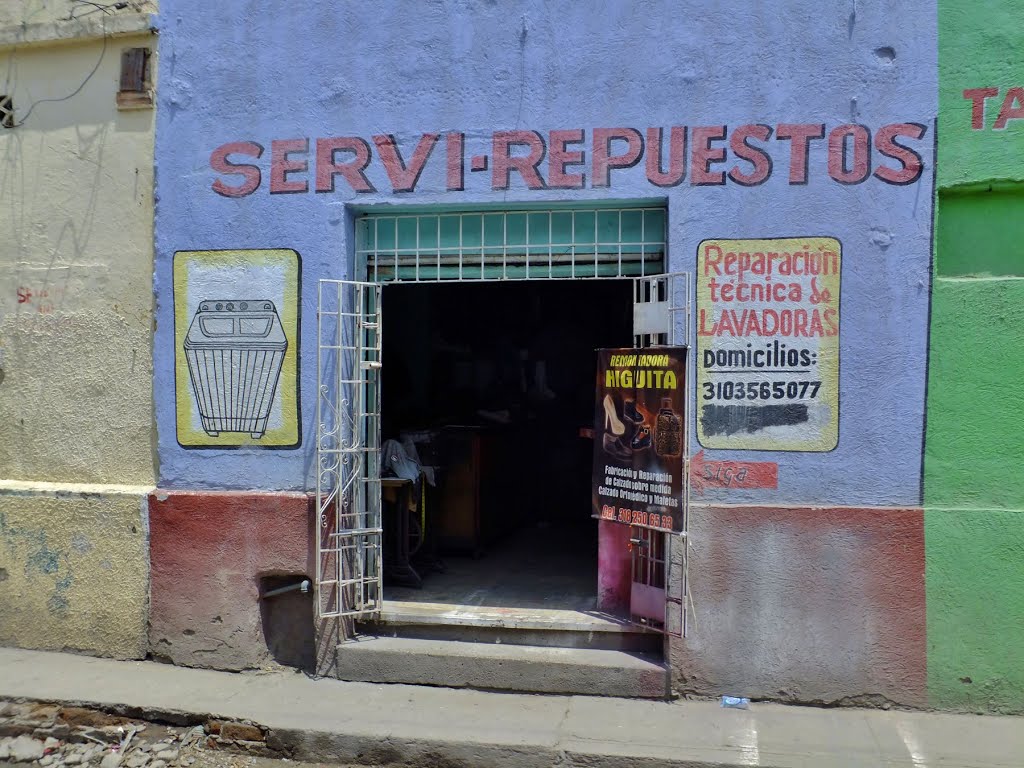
<box><xmin>700</xmin><ymin>404</ymin><xmax>809</xmax><ymax>436</ymax></box>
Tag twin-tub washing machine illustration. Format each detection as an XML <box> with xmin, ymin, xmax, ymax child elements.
<box><xmin>184</xmin><ymin>299</ymin><xmax>288</xmax><ymax>439</ymax></box>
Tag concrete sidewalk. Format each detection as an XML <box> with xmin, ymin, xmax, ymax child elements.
<box><xmin>1</xmin><ymin>647</ymin><xmax>1021</xmax><ymax>768</ymax></box>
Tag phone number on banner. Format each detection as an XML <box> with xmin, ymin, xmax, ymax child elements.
<box><xmin>702</xmin><ymin>380</ymin><xmax>822</xmax><ymax>401</ymax></box>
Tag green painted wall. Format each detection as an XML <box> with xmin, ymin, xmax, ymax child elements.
<box><xmin>924</xmin><ymin>280</ymin><xmax>1024</xmax><ymax>508</ymax></box>
<box><xmin>928</xmin><ymin>0</ymin><xmax>1024</xmax><ymax>712</ymax></box>
<box><xmin>926</xmin><ymin>508</ymin><xmax>1024</xmax><ymax>713</ymax></box>
<box><xmin>936</xmin><ymin>190</ymin><xmax>1024</xmax><ymax>277</ymax></box>
<box><xmin>924</xmin><ymin>281</ymin><xmax>1024</xmax><ymax>712</ymax></box>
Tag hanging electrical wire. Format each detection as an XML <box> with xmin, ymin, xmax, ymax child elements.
<box><xmin>69</xmin><ymin>1</ymin><xmax>130</xmax><ymax>20</ymax></box>
<box><xmin>8</xmin><ymin>0</ymin><xmax>137</xmax><ymax>127</ymax></box>
<box><xmin>11</xmin><ymin>29</ymin><xmax>107</xmax><ymax>127</ymax></box>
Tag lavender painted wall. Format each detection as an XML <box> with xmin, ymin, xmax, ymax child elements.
<box><xmin>154</xmin><ymin>0</ymin><xmax>937</xmax><ymax>508</ymax></box>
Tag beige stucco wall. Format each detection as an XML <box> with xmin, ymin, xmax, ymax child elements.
<box><xmin>0</xmin><ymin>6</ymin><xmax>156</xmax><ymax>659</ymax></box>
<box><xmin>0</xmin><ymin>26</ymin><xmax>156</xmax><ymax>485</ymax></box>
<box><xmin>0</xmin><ymin>1</ymin><xmax>156</xmax><ymax>30</ymax></box>
<box><xmin>0</xmin><ymin>485</ymin><xmax>150</xmax><ymax>658</ymax></box>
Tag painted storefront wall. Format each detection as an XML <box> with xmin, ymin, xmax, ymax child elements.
<box><xmin>0</xmin><ymin>0</ymin><xmax>1015</xmax><ymax>716</ymax></box>
<box><xmin>6</xmin><ymin>0</ymin><xmax>1018</xmax><ymax>716</ymax></box>
<box><xmin>0</xmin><ymin>0</ymin><xmax>1018</xmax><ymax>715</ymax></box>
<box><xmin>924</xmin><ymin>0</ymin><xmax>1024</xmax><ymax>713</ymax></box>
<box><xmin>0</xmin><ymin>1</ymin><xmax>157</xmax><ymax>657</ymax></box>
<box><xmin>149</xmin><ymin>0</ymin><xmax>945</xmax><ymax>705</ymax></box>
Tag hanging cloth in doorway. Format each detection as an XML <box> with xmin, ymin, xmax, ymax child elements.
<box><xmin>382</xmin><ymin>438</ymin><xmax>420</xmax><ymax>482</ymax></box>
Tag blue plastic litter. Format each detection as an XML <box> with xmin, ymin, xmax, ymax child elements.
<box><xmin>720</xmin><ymin>696</ymin><xmax>750</xmax><ymax>709</ymax></box>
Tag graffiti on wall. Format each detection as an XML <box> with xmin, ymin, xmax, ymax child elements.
<box><xmin>173</xmin><ymin>249</ymin><xmax>301</xmax><ymax>448</ymax></box>
<box><xmin>690</xmin><ymin>450</ymin><xmax>778</xmax><ymax>492</ymax></box>
<box><xmin>696</xmin><ymin>238</ymin><xmax>840</xmax><ymax>452</ymax></box>
<box><xmin>208</xmin><ymin>122</ymin><xmax>928</xmax><ymax>196</ymax></box>
<box><xmin>16</xmin><ymin>285</ymin><xmax>66</xmax><ymax>315</ymax></box>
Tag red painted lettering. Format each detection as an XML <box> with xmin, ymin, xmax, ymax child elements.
<box><xmin>446</xmin><ymin>132</ymin><xmax>465</xmax><ymax>191</ymax></box>
<box><xmin>645</xmin><ymin>126</ymin><xmax>686</xmax><ymax>187</ymax></box>
<box><xmin>775</xmin><ymin>123</ymin><xmax>825</xmax><ymax>184</ymax></box>
<box><xmin>827</xmin><ymin>124</ymin><xmax>871</xmax><ymax>184</ymax></box>
<box><xmin>994</xmin><ymin>87</ymin><xmax>1024</xmax><ymax>130</ymax></box>
<box><xmin>728</xmin><ymin>124</ymin><xmax>773</xmax><ymax>186</ymax></box>
<box><xmin>963</xmin><ymin>87</ymin><xmax>999</xmax><ymax>130</ymax></box>
<box><xmin>874</xmin><ymin>123</ymin><xmax>927</xmax><ymax>185</ymax></box>
<box><xmin>703</xmin><ymin>243</ymin><xmax>723</xmax><ymax>275</ymax></box>
<box><xmin>690</xmin><ymin>125</ymin><xmax>727</xmax><ymax>185</ymax></box>
<box><xmin>373</xmin><ymin>133</ymin><xmax>438</xmax><ymax>193</ymax></box>
<box><xmin>547</xmin><ymin>129</ymin><xmax>586</xmax><ymax>189</ymax></box>
<box><xmin>492</xmin><ymin>130</ymin><xmax>547</xmax><ymax>190</ymax></box>
<box><xmin>270</xmin><ymin>138</ymin><xmax>309</xmax><ymax>194</ymax></box>
<box><xmin>315</xmin><ymin>137</ymin><xmax>376</xmax><ymax>193</ymax></box>
<box><xmin>591</xmin><ymin>127</ymin><xmax>643</xmax><ymax>187</ymax></box>
<box><xmin>210</xmin><ymin>141</ymin><xmax>264</xmax><ymax>198</ymax></box>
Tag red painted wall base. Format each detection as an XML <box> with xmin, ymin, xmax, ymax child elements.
<box><xmin>148</xmin><ymin>490</ymin><xmax>312</xmax><ymax>671</ymax></box>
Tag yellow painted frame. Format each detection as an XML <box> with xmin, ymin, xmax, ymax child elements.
<box><xmin>173</xmin><ymin>249</ymin><xmax>301</xmax><ymax>448</ymax></box>
<box><xmin>696</xmin><ymin>237</ymin><xmax>840</xmax><ymax>452</ymax></box>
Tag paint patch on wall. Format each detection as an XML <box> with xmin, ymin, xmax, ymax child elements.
<box><xmin>696</xmin><ymin>237</ymin><xmax>840</xmax><ymax>451</ymax></box>
<box><xmin>683</xmin><ymin>503</ymin><xmax>926</xmax><ymax>707</ymax></box>
<box><xmin>173</xmin><ymin>249</ymin><xmax>301</xmax><ymax>448</ymax></box>
<box><xmin>0</xmin><ymin>492</ymin><xmax>149</xmax><ymax>659</ymax></box>
<box><xmin>690</xmin><ymin>450</ymin><xmax>778</xmax><ymax>492</ymax></box>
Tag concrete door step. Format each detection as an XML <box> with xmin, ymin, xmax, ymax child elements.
<box><xmin>363</xmin><ymin>600</ymin><xmax>663</xmax><ymax>651</ymax></box>
<box><xmin>335</xmin><ymin>635</ymin><xmax>670</xmax><ymax>698</ymax></box>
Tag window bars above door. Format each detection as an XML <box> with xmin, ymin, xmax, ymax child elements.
<box><xmin>356</xmin><ymin>206</ymin><xmax>666</xmax><ymax>282</ymax></box>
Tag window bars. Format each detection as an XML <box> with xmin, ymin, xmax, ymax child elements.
<box><xmin>356</xmin><ymin>207</ymin><xmax>667</xmax><ymax>282</ymax></box>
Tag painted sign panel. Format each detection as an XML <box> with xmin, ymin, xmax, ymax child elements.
<box><xmin>593</xmin><ymin>347</ymin><xmax>687</xmax><ymax>533</ymax></box>
<box><xmin>696</xmin><ymin>237</ymin><xmax>840</xmax><ymax>451</ymax></box>
<box><xmin>173</xmin><ymin>249</ymin><xmax>301</xmax><ymax>448</ymax></box>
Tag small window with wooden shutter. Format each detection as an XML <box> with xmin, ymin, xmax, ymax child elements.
<box><xmin>116</xmin><ymin>48</ymin><xmax>153</xmax><ymax>110</ymax></box>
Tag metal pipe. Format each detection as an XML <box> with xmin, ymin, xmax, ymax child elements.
<box><xmin>261</xmin><ymin>579</ymin><xmax>310</xmax><ymax>599</ymax></box>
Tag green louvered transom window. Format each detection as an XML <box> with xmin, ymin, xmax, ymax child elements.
<box><xmin>356</xmin><ymin>206</ymin><xmax>666</xmax><ymax>282</ymax></box>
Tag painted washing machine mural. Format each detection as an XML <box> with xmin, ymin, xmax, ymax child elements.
<box><xmin>184</xmin><ymin>299</ymin><xmax>288</xmax><ymax>439</ymax></box>
<box><xmin>173</xmin><ymin>250</ymin><xmax>301</xmax><ymax>448</ymax></box>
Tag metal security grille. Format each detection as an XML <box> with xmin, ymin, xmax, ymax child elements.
<box><xmin>630</xmin><ymin>527</ymin><xmax>666</xmax><ymax>594</ymax></box>
<box><xmin>631</xmin><ymin>273</ymin><xmax>690</xmax><ymax>638</ymax></box>
<box><xmin>316</xmin><ymin>280</ymin><xmax>383</xmax><ymax>622</ymax></box>
<box><xmin>356</xmin><ymin>207</ymin><xmax>666</xmax><ymax>282</ymax></box>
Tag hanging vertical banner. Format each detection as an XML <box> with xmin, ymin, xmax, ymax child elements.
<box><xmin>696</xmin><ymin>237</ymin><xmax>841</xmax><ymax>451</ymax></box>
<box><xmin>592</xmin><ymin>347</ymin><xmax>687</xmax><ymax>533</ymax></box>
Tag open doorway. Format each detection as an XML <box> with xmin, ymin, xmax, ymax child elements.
<box><xmin>379</xmin><ymin>279</ymin><xmax>633</xmax><ymax>615</ymax></box>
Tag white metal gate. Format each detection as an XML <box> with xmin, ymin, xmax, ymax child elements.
<box><xmin>316</xmin><ymin>279</ymin><xmax>383</xmax><ymax>622</ymax></box>
<box><xmin>631</xmin><ymin>273</ymin><xmax>691</xmax><ymax>638</ymax></box>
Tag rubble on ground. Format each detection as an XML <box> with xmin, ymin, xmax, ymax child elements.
<box><xmin>0</xmin><ymin>701</ymin><xmax>271</xmax><ymax>767</ymax></box>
